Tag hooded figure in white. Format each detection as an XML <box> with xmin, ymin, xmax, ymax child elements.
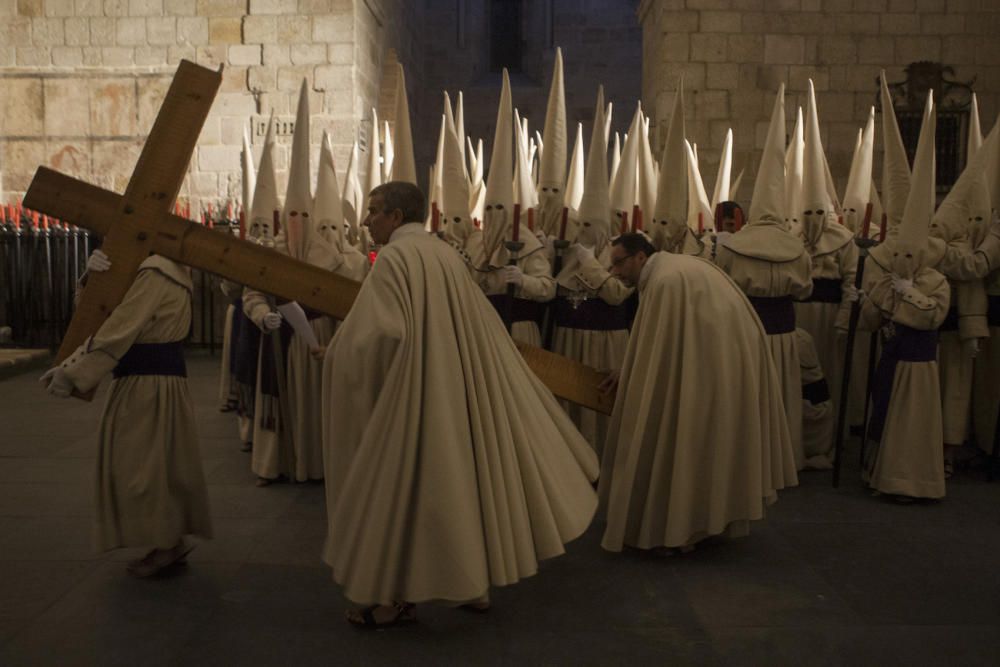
<box><xmin>860</xmin><ymin>90</ymin><xmax>951</xmax><ymax>499</ymax></box>
<box><xmin>243</xmin><ymin>80</ymin><xmax>368</xmax><ymax>483</ymax></box>
<box><xmin>536</xmin><ymin>48</ymin><xmax>568</xmax><ymax>241</ymax></box>
<box><xmin>649</xmin><ymin>78</ymin><xmax>709</xmax><ymax>257</ymax></box>
<box><xmin>479</xmin><ymin>69</ymin><xmax>555</xmax><ymax>347</ymax></box>
<box><xmin>218</xmin><ymin>125</ymin><xmax>256</xmax><ymax>415</ymax></box>
<box><xmin>792</xmin><ymin>81</ymin><xmax>858</xmax><ymax>421</ymax></box>
<box><xmin>439</xmin><ymin>107</ymin><xmax>487</xmax><ymax>272</ymax></box>
<box><xmin>716</xmin><ymin>84</ymin><xmax>814</xmax><ymax>472</ymax></box>
<box><xmin>550</xmin><ymin>85</ymin><xmax>634</xmax><ymax>455</ymax></box>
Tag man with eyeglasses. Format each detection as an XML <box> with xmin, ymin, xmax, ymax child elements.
<box><xmin>597</xmin><ymin>233</ymin><xmax>796</xmax><ymax>556</ymax></box>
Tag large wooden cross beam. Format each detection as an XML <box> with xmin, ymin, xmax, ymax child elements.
<box><xmin>25</xmin><ymin>60</ymin><xmax>615</xmax><ymax>415</ymax></box>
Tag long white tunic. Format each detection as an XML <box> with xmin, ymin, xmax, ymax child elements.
<box><xmin>61</xmin><ymin>256</ymin><xmax>212</xmax><ymax>551</ymax></box>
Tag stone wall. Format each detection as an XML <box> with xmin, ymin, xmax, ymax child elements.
<box><xmin>0</xmin><ymin>0</ymin><xmax>423</xmax><ymax>211</ymax></box>
<box><xmin>639</xmin><ymin>0</ymin><xmax>1000</xmax><ymax>205</ymax></box>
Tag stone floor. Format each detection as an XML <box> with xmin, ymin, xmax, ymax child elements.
<box><xmin>1</xmin><ymin>350</ymin><xmax>999</xmax><ymax>666</ymax></box>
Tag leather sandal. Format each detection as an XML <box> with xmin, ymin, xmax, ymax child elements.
<box><xmin>346</xmin><ymin>601</ymin><xmax>416</xmax><ymax>629</ymax></box>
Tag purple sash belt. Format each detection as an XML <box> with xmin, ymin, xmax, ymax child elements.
<box><xmin>748</xmin><ymin>295</ymin><xmax>796</xmax><ymax>335</ymax></box>
<box><xmin>868</xmin><ymin>324</ymin><xmax>937</xmax><ymax>442</ymax></box>
<box><xmin>113</xmin><ymin>341</ymin><xmax>186</xmax><ymax>379</ymax></box>
<box><xmin>553</xmin><ymin>297</ymin><xmax>631</xmax><ymax>331</ymax></box>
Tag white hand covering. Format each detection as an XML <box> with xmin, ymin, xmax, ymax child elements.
<box><xmin>570</xmin><ymin>243</ymin><xmax>595</xmax><ymax>264</ymax></box>
<box><xmin>890</xmin><ymin>275</ymin><xmax>914</xmax><ymax>294</ymax></box>
<box><xmin>262</xmin><ymin>311</ymin><xmax>283</xmax><ymax>331</ymax></box>
<box><xmin>842</xmin><ymin>283</ymin><xmax>864</xmax><ymax>303</ymax></box>
<box><xmin>39</xmin><ymin>366</ymin><xmax>74</xmax><ymax>398</ymax></box>
<box><xmin>501</xmin><ymin>265</ymin><xmax>524</xmax><ymax>286</ymax></box>
<box><xmin>87</xmin><ymin>249</ymin><xmax>111</xmax><ymax>273</ymax></box>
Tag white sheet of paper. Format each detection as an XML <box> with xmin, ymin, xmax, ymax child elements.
<box><xmin>277</xmin><ymin>302</ymin><xmax>319</xmax><ymax>349</ymax></box>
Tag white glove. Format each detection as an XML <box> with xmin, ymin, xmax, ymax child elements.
<box><xmin>39</xmin><ymin>366</ymin><xmax>74</xmax><ymax>398</ymax></box>
<box><xmin>262</xmin><ymin>311</ymin><xmax>283</xmax><ymax>331</ymax></box>
<box><xmin>570</xmin><ymin>243</ymin><xmax>595</xmax><ymax>264</ymax></box>
<box><xmin>842</xmin><ymin>284</ymin><xmax>865</xmax><ymax>304</ymax></box>
<box><xmin>890</xmin><ymin>276</ymin><xmax>913</xmax><ymax>294</ymax></box>
<box><xmin>964</xmin><ymin>338</ymin><xmax>980</xmax><ymax>359</ymax></box>
<box><xmin>501</xmin><ymin>265</ymin><xmax>524</xmax><ymax>287</ymax></box>
<box><xmin>87</xmin><ymin>249</ymin><xmax>111</xmax><ymax>273</ymax></box>
<box><xmin>715</xmin><ymin>231</ymin><xmax>733</xmax><ymax>247</ymax></box>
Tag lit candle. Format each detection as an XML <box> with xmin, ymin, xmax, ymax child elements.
<box><xmin>632</xmin><ymin>205</ymin><xmax>640</xmax><ymax>232</ymax></box>
<box><xmin>878</xmin><ymin>213</ymin><xmax>887</xmax><ymax>242</ymax></box>
<box><xmin>558</xmin><ymin>207</ymin><xmax>568</xmax><ymax>241</ymax></box>
<box><xmin>511</xmin><ymin>204</ymin><xmax>521</xmax><ymax>243</ymax></box>
<box><xmin>239</xmin><ymin>210</ymin><xmax>246</xmax><ymax>241</ymax></box>
<box><xmin>697</xmin><ymin>212</ymin><xmax>704</xmax><ymax>235</ymax></box>
<box><xmin>527</xmin><ymin>207</ymin><xmax>535</xmax><ymax>232</ymax></box>
<box><xmin>273</xmin><ymin>209</ymin><xmax>281</xmax><ymax>235</ymax></box>
<box><xmin>861</xmin><ymin>203</ymin><xmax>873</xmax><ymax>240</ymax></box>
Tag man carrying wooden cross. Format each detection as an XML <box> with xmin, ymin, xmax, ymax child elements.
<box><xmin>28</xmin><ymin>60</ymin><xmax>611</xmax><ymax>600</ymax></box>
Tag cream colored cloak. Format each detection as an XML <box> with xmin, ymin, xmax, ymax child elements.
<box><xmin>321</xmin><ymin>224</ymin><xmax>598</xmax><ymax>605</ymax></box>
<box><xmin>600</xmin><ymin>252</ymin><xmax>797</xmax><ymax>552</ymax></box>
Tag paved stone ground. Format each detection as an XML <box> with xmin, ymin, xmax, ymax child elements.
<box><xmin>2</xmin><ymin>350</ymin><xmax>999</xmax><ymax>666</ymax></box>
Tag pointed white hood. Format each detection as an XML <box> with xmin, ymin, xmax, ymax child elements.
<box><xmin>610</xmin><ymin>103</ymin><xmax>642</xmax><ymax>230</ymax></box>
<box><xmin>440</xmin><ymin>109</ymin><xmax>475</xmax><ymax>242</ymax></box>
<box><xmin>842</xmin><ymin>107</ymin><xmax>875</xmax><ymax>233</ymax></box>
<box><xmin>390</xmin><ymin>63</ymin><xmax>417</xmax><ymax>184</ymax></box>
<box><xmin>314</xmin><ymin>130</ymin><xmax>346</xmax><ymax>247</ymax></box>
<box><xmin>575</xmin><ymin>86</ymin><xmax>612</xmax><ymax>251</ymax></box>
<box><xmin>381</xmin><ymin>119</ymin><xmax>394</xmax><ymax>182</ymax></box>
<box><xmin>608</xmin><ymin>131</ymin><xmax>621</xmax><ymax>196</ymax></box>
<box><xmin>749</xmin><ymin>84</ymin><xmax>786</xmax><ymax>225</ymax></box>
<box><xmin>637</xmin><ymin>111</ymin><xmax>657</xmax><ymax>231</ymax></box>
<box><xmin>564</xmin><ymin>122</ymin><xmax>585</xmax><ymax>217</ymax></box>
<box><xmin>469</xmin><ymin>137</ymin><xmax>485</xmax><ymax>222</ymax></box>
<box><xmin>455</xmin><ymin>90</ymin><xmax>467</xmax><ymax>176</ymax></box>
<box><xmin>538</xmin><ymin>48</ymin><xmax>567</xmax><ymax>196</ymax></box>
<box><xmin>342</xmin><ymin>138</ymin><xmax>364</xmax><ymax>245</ymax></box>
<box><xmin>483</xmin><ymin>69</ymin><xmax>516</xmax><ymax>258</ymax></box>
<box><xmin>932</xmin><ymin>120</ymin><xmax>997</xmax><ymax>245</ymax></box>
<box><xmin>892</xmin><ymin>90</ymin><xmax>935</xmax><ymax>277</ymax></box>
<box><xmin>241</xmin><ymin>124</ymin><xmax>256</xmax><ymax>224</ymax></box>
<box><xmin>362</xmin><ymin>107</ymin><xmax>382</xmax><ymax>215</ymax></box>
<box><xmin>711</xmin><ymin>128</ymin><xmax>733</xmax><ymax>211</ymax></box>
<box><xmin>248</xmin><ymin>114</ymin><xmax>280</xmax><ymax>246</ymax></box>
<box><xmin>880</xmin><ymin>70</ymin><xmax>912</xmax><ymax>231</ymax></box>
<box><xmin>685</xmin><ymin>139</ymin><xmax>714</xmax><ymax>234</ymax></box>
<box><xmin>282</xmin><ymin>79</ymin><xmax>313</xmax><ymax>260</ymax></box>
<box><xmin>784</xmin><ymin>106</ymin><xmax>804</xmax><ymax>230</ymax></box>
<box><xmin>650</xmin><ymin>79</ymin><xmax>687</xmax><ymax>249</ymax></box>
<box><xmin>801</xmin><ymin>79</ymin><xmax>835</xmax><ymax>248</ymax></box>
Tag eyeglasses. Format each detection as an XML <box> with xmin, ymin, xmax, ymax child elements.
<box><xmin>610</xmin><ymin>252</ymin><xmax>636</xmax><ymax>268</ymax></box>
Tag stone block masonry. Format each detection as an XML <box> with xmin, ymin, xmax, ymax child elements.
<box><xmin>0</xmin><ymin>0</ymin><xmax>423</xmax><ymax>215</ymax></box>
<box><xmin>638</xmin><ymin>0</ymin><xmax>1000</xmax><ymax>208</ymax></box>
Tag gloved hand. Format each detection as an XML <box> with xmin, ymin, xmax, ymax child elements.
<box><xmin>842</xmin><ymin>284</ymin><xmax>865</xmax><ymax>304</ymax></box>
<box><xmin>569</xmin><ymin>243</ymin><xmax>595</xmax><ymax>264</ymax></box>
<box><xmin>87</xmin><ymin>249</ymin><xmax>111</xmax><ymax>273</ymax></box>
<box><xmin>890</xmin><ymin>276</ymin><xmax>913</xmax><ymax>294</ymax></box>
<box><xmin>964</xmin><ymin>338</ymin><xmax>980</xmax><ymax>359</ymax></box>
<box><xmin>714</xmin><ymin>231</ymin><xmax>733</xmax><ymax>247</ymax></box>
<box><xmin>39</xmin><ymin>366</ymin><xmax>74</xmax><ymax>398</ymax></box>
<box><xmin>262</xmin><ymin>311</ymin><xmax>283</xmax><ymax>331</ymax></box>
<box><xmin>501</xmin><ymin>265</ymin><xmax>524</xmax><ymax>287</ymax></box>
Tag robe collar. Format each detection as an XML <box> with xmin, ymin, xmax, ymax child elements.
<box><xmin>388</xmin><ymin>222</ymin><xmax>427</xmax><ymax>244</ymax></box>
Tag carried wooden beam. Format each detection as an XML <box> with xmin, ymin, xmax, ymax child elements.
<box><xmin>25</xmin><ymin>60</ymin><xmax>615</xmax><ymax>415</ymax></box>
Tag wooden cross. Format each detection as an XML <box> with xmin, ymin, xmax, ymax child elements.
<box><xmin>25</xmin><ymin>60</ymin><xmax>615</xmax><ymax>415</ymax></box>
